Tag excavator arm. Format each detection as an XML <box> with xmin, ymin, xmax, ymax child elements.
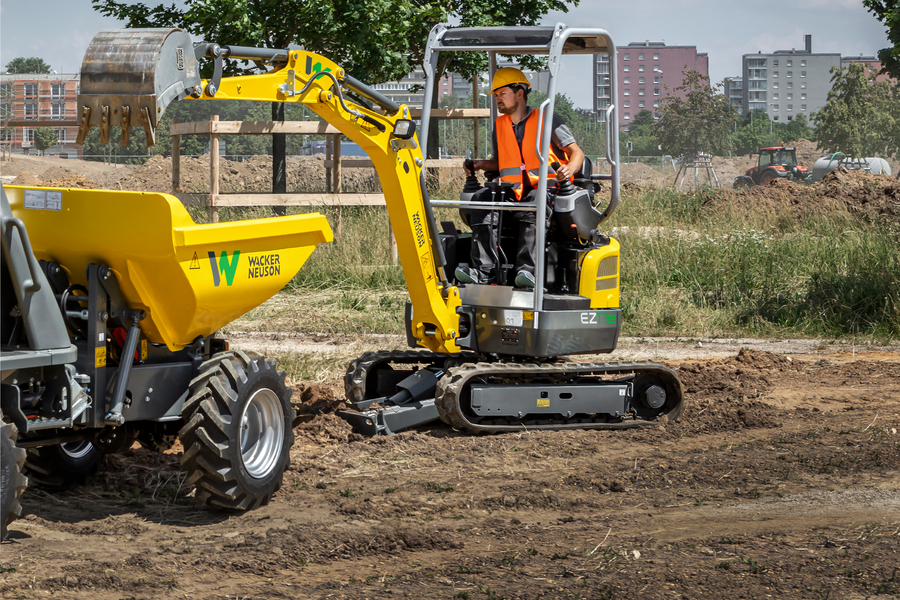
<box><xmin>76</xmin><ymin>28</ymin><xmax>461</xmax><ymax>353</ymax></box>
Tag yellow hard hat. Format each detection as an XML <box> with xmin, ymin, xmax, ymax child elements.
<box><xmin>490</xmin><ymin>67</ymin><xmax>530</xmax><ymax>94</ymax></box>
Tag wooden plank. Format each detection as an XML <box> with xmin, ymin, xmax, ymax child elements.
<box><xmin>175</xmin><ymin>193</ymin><xmax>209</xmax><ymax>206</ymax></box>
<box><xmin>408</xmin><ymin>108</ymin><xmax>490</xmax><ymax>118</ymax></box>
<box><xmin>199</xmin><ymin>193</ymin><xmax>387</xmax><ymax>207</ymax></box>
<box><xmin>323</xmin><ymin>159</ymin><xmax>374</xmax><ymax>169</ymax></box>
<box><xmin>169</xmin><ymin>120</ymin><xmax>341</xmax><ymax>135</ymax></box>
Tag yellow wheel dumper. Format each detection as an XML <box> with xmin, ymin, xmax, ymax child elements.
<box><xmin>1</xmin><ymin>184</ymin><xmax>331</xmax><ymax>517</ymax></box>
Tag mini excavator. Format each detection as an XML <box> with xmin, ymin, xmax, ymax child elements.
<box><xmin>71</xmin><ymin>24</ymin><xmax>684</xmax><ymax>436</ymax></box>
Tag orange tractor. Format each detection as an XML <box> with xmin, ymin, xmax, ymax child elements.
<box><xmin>733</xmin><ymin>146</ymin><xmax>809</xmax><ymax>188</ymax></box>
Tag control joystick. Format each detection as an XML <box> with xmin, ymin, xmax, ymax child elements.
<box><xmin>461</xmin><ymin>158</ymin><xmax>483</xmax><ymax>202</ymax></box>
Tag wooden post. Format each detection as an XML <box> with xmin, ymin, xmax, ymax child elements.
<box><xmin>210</xmin><ymin>115</ymin><xmax>219</xmax><ymax>223</ymax></box>
<box><xmin>333</xmin><ymin>133</ymin><xmax>342</xmax><ymax>237</ymax></box>
<box><xmin>171</xmin><ymin>118</ymin><xmax>180</xmax><ymax>193</ymax></box>
<box><xmin>325</xmin><ymin>135</ymin><xmax>332</xmax><ymax>193</ymax></box>
<box><xmin>472</xmin><ymin>79</ymin><xmax>479</xmax><ymax>159</ymax></box>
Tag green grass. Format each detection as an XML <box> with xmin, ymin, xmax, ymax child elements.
<box><xmin>215</xmin><ymin>183</ymin><xmax>900</xmax><ymax>343</ymax></box>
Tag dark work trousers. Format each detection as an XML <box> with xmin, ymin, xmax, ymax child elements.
<box><xmin>459</xmin><ymin>186</ymin><xmax>554</xmax><ymax>279</ymax></box>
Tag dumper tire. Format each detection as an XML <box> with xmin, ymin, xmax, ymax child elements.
<box><xmin>1</xmin><ymin>415</ymin><xmax>27</xmax><ymax>540</ymax></box>
<box><xmin>23</xmin><ymin>441</ymin><xmax>104</xmax><ymax>489</ymax></box>
<box><xmin>179</xmin><ymin>351</ymin><xmax>294</xmax><ymax>511</ymax></box>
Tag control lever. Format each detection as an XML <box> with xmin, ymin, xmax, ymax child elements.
<box><xmin>551</xmin><ymin>162</ymin><xmax>576</xmax><ymax>196</ymax></box>
<box><xmin>461</xmin><ymin>158</ymin><xmax>483</xmax><ymax>202</ymax></box>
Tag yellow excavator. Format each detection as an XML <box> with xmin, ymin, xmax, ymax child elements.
<box><xmin>73</xmin><ymin>25</ymin><xmax>684</xmax><ymax>436</ymax></box>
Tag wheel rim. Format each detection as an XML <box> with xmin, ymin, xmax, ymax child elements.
<box><xmin>59</xmin><ymin>441</ymin><xmax>93</xmax><ymax>460</ymax></box>
<box><xmin>239</xmin><ymin>388</ymin><xmax>284</xmax><ymax>479</ymax></box>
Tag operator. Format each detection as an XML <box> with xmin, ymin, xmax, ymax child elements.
<box><xmin>456</xmin><ymin>67</ymin><xmax>584</xmax><ymax>289</ymax></box>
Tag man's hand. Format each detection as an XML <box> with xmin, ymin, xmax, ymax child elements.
<box><xmin>555</xmin><ymin>163</ymin><xmax>573</xmax><ymax>181</ymax></box>
<box><xmin>463</xmin><ymin>158</ymin><xmax>498</xmax><ymax>176</ymax></box>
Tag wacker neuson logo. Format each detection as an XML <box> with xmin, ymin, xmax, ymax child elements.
<box><xmin>209</xmin><ymin>251</ymin><xmax>240</xmax><ymax>287</ymax></box>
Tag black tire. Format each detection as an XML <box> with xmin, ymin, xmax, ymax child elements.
<box><xmin>179</xmin><ymin>351</ymin><xmax>294</xmax><ymax>511</ymax></box>
<box><xmin>23</xmin><ymin>440</ymin><xmax>103</xmax><ymax>489</ymax></box>
<box><xmin>760</xmin><ymin>169</ymin><xmax>780</xmax><ymax>186</ymax></box>
<box><xmin>1</xmin><ymin>415</ymin><xmax>27</xmax><ymax>540</ymax></box>
<box><xmin>137</xmin><ymin>422</ymin><xmax>179</xmax><ymax>453</ymax></box>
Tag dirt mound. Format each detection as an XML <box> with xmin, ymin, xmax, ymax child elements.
<box><xmin>705</xmin><ymin>167</ymin><xmax>900</xmax><ymax>223</ymax></box>
<box><xmin>10</xmin><ymin>171</ymin><xmax>43</xmax><ymax>186</ymax></box>
<box><xmin>43</xmin><ymin>174</ymin><xmax>101</xmax><ymax>189</ymax></box>
<box><xmin>116</xmin><ymin>153</ymin><xmax>381</xmax><ymax>194</ymax></box>
<box><xmin>621</xmin><ymin>161</ymin><xmax>671</xmax><ymax>188</ymax></box>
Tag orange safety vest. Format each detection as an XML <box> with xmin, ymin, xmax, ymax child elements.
<box><xmin>496</xmin><ymin>109</ymin><xmax>570</xmax><ymax>201</ymax></box>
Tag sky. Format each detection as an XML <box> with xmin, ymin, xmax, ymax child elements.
<box><xmin>0</xmin><ymin>0</ymin><xmax>891</xmax><ymax>109</ymax></box>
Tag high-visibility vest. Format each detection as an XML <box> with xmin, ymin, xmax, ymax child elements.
<box><xmin>496</xmin><ymin>109</ymin><xmax>570</xmax><ymax>201</ymax></box>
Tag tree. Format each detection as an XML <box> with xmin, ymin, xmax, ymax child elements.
<box><xmin>863</xmin><ymin>0</ymin><xmax>900</xmax><ymax>79</ymax></box>
<box><xmin>732</xmin><ymin>109</ymin><xmax>780</xmax><ymax>155</ymax></box>
<box><xmin>782</xmin><ymin>112</ymin><xmax>815</xmax><ymax>143</ymax></box>
<box><xmin>812</xmin><ymin>63</ymin><xmax>897</xmax><ymax>159</ymax></box>
<box><xmin>33</xmin><ymin>128</ymin><xmax>58</xmax><ymax>155</ymax></box>
<box><xmin>654</xmin><ymin>71</ymin><xmax>738</xmax><ymax>157</ymax></box>
<box><xmin>4</xmin><ymin>57</ymin><xmax>52</xmax><ymax>74</ymax></box>
<box><xmin>621</xmin><ymin>109</ymin><xmax>661</xmax><ymax>156</ymax></box>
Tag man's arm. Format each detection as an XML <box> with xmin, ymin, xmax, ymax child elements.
<box><xmin>464</xmin><ymin>158</ymin><xmax>499</xmax><ymax>175</ymax></box>
<box><xmin>555</xmin><ymin>142</ymin><xmax>584</xmax><ymax>181</ymax></box>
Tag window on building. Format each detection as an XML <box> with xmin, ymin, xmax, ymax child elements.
<box><xmin>51</xmin><ymin>83</ymin><xmax>65</xmax><ymax>97</ymax></box>
<box><xmin>787</xmin><ymin>60</ymin><xmax>792</xmax><ymax>67</ymax></box>
<box><xmin>639</xmin><ymin>100</ymin><xmax>645</xmax><ymax>108</ymax></box>
<box><xmin>624</xmin><ymin>112</ymin><xmax>630</xmax><ymax>120</ymax></box>
<box><xmin>773</xmin><ymin>93</ymin><xmax>779</xmax><ymax>100</ymax></box>
<box><xmin>801</xmin><ymin>104</ymin><xmax>807</xmax><ymax>111</ymax></box>
<box><xmin>787</xmin><ymin>93</ymin><xmax>793</xmax><ymax>100</ymax></box>
<box><xmin>772</xmin><ymin>104</ymin><xmax>779</xmax><ymax>111</ymax></box>
<box><xmin>773</xmin><ymin>116</ymin><xmax>779</xmax><ymax>121</ymax></box>
<box><xmin>654</xmin><ymin>88</ymin><xmax>660</xmax><ymax>96</ymax></box>
<box><xmin>639</xmin><ymin>77</ymin><xmax>645</xmax><ymax>84</ymax></box>
<box><xmin>51</xmin><ymin>103</ymin><xmax>65</xmax><ymax>119</ymax></box>
<box><xmin>787</xmin><ymin>82</ymin><xmax>793</xmax><ymax>89</ymax></box>
<box><xmin>653</xmin><ymin>53</ymin><xmax>659</xmax><ymax>60</ymax></box>
<box><xmin>654</xmin><ymin>76</ymin><xmax>660</xmax><ymax>84</ymax></box>
<box><xmin>623</xmin><ymin>53</ymin><xmax>630</xmax><ymax>60</ymax></box>
<box><xmin>801</xmin><ymin>82</ymin><xmax>806</xmax><ymax>89</ymax></box>
<box><xmin>639</xmin><ymin>88</ymin><xmax>645</xmax><ymax>96</ymax></box>
<box><xmin>56</xmin><ymin>128</ymin><xmax>66</xmax><ymax>143</ymax></box>
<box><xmin>624</xmin><ymin>88</ymin><xmax>631</xmax><ymax>96</ymax></box>
<box><xmin>801</xmin><ymin>93</ymin><xmax>806</xmax><ymax>100</ymax></box>
<box><xmin>623</xmin><ymin>77</ymin><xmax>629</xmax><ymax>84</ymax></box>
<box><xmin>24</xmin><ymin>83</ymin><xmax>38</xmax><ymax>97</ymax></box>
<box><xmin>800</xmin><ymin>60</ymin><xmax>806</xmax><ymax>67</ymax></box>
<box><xmin>24</xmin><ymin>102</ymin><xmax>37</xmax><ymax>120</ymax></box>
<box><xmin>773</xmin><ymin>71</ymin><xmax>778</xmax><ymax>78</ymax></box>
<box><xmin>639</xmin><ymin>53</ymin><xmax>645</xmax><ymax>60</ymax></box>
<box><xmin>624</xmin><ymin>100</ymin><xmax>630</xmax><ymax>108</ymax></box>
<box><xmin>0</xmin><ymin>128</ymin><xmax>12</xmax><ymax>141</ymax></box>
<box><xmin>624</xmin><ymin>65</ymin><xmax>630</xmax><ymax>72</ymax></box>
<box><xmin>638</xmin><ymin>65</ymin><xmax>644</xmax><ymax>72</ymax></box>
<box><xmin>654</xmin><ymin>111</ymin><xmax>659</xmax><ymax>119</ymax></box>
<box><xmin>653</xmin><ymin>100</ymin><xmax>659</xmax><ymax>108</ymax></box>
<box><xmin>787</xmin><ymin>104</ymin><xmax>793</xmax><ymax>111</ymax></box>
<box><xmin>787</xmin><ymin>71</ymin><xmax>792</xmax><ymax>78</ymax></box>
<box><xmin>773</xmin><ymin>59</ymin><xmax>779</xmax><ymax>67</ymax></box>
<box><xmin>24</xmin><ymin>128</ymin><xmax>35</xmax><ymax>142</ymax></box>
<box><xmin>800</xmin><ymin>71</ymin><xmax>806</xmax><ymax>77</ymax></box>
<box><xmin>773</xmin><ymin>82</ymin><xmax>779</xmax><ymax>89</ymax></box>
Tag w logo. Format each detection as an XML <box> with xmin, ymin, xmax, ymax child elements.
<box><xmin>208</xmin><ymin>251</ymin><xmax>240</xmax><ymax>287</ymax></box>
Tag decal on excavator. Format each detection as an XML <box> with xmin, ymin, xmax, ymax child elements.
<box><xmin>248</xmin><ymin>254</ymin><xmax>281</xmax><ymax>279</ymax></box>
<box><xmin>580</xmin><ymin>312</ymin><xmax>617</xmax><ymax>325</ymax></box>
<box><xmin>208</xmin><ymin>251</ymin><xmax>241</xmax><ymax>287</ymax></box>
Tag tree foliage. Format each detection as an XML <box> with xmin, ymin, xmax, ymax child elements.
<box><xmin>621</xmin><ymin>110</ymin><xmax>661</xmax><ymax>156</ymax></box>
<box><xmin>32</xmin><ymin>128</ymin><xmax>58</xmax><ymax>155</ymax></box>
<box><xmin>653</xmin><ymin>71</ymin><xmax>738</xmax><ymax>157</ymax></box>
<box><xmin>812</xmin><ymin>63</ymin><xmax>897</xmax><ymax>159</ymax></box>
<box><xmin>864</xmin><ymin>0</ymin><xmax>900</xmax><ymax>79</ymax></box>
<box><xmin>4</xmin><ymin>57</ymin><xmax>52</xmax><ymax>74</ymax></box>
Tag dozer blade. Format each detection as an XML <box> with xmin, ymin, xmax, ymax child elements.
<box><xmin>76</xmin><ymin>28</ymin><xmax>201</xmax><ymax>147</ymax></box>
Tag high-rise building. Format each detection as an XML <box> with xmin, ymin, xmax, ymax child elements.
<box><xmin>840</xmin><ymin>56</ymin><xmax>896</xmax><ymax>84</ymax></box>
<box><xmin>723</xmin><ymin>77</ymin><xmax>743</xmax><ymax>115</ymax></box>
<box><xmin>594</xmin><ymin>41</ymin><xmax>709</xmax><ymax>130</ymax></box>
<box><xmin>741</xmin><ymin>35</ymin><xmax>839</xmax><ymax>124</ymax></box>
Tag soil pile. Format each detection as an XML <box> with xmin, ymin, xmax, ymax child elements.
<box><xmin>707</xmin><ymin>167</ymin><xmax>900</xmax><ymax>223</ymax></box>
<box><xmin>10</xmin><ymin>171</ymin><xmax>44</xmax><ymax>186</ymax></box>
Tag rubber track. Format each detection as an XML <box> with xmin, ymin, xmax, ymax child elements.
<box><xmin>179</xmin><ymin>350</ymin><xmax>293</xmax><ymax>511</ymax></box>
<box><xmin>435</xmin><ymin>361</ymin><xmax>684</xmax><ymax>434</ymax></box>
<box><xmin>343</xmin><ymin>349</ymin><xmax>479</xmax><ymax>402</ymax></box>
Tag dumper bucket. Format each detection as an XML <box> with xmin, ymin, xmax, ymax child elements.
<box><xmin>6</xmin><ymin>186</ymin><xmax>332</xmax><ymax>351</ymax></box>
<box><xmin>77</xmin><ymin>28</ymin><xmax>201</xmax><ymax>147</ymax></box>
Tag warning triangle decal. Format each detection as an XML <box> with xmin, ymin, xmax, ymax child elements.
<box><xmin>190</xmin><ymin>252</ymin><xmax>201</xmax><ymax>269</ymax></box>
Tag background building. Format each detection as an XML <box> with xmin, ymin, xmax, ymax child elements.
<box><xmin>840</xmin><ymin>55</ymin><xmax>896</xmax><ymax>84</ymax></box>
<box><xmin>723</xmin><ymin>76</ymin><xmax>743</xmax><ymax>115</ymax></box>
<box><xmin>371</xmin><ymin>68</ymin><xmax>451</xmax><ymax>109</ymax></box>
<box><xmin>741</xmin><ymin>35</ymin><xmax>840</xmax><ymax>125</ymax></box>
<box><xmin>0</xmin><ymin>73</ymin><xmax>81</xmax><ymax>157</ymax></box>
<box><xmin>594</xmin><ymin>41</ymin><xmax>709</xmax><ymax>130</ymax></box>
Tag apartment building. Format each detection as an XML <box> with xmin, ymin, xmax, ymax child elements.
<box><xmin>594</xmin><ymin>41</ymin><xmax>709</xmax><ymax>130</ymax></box>
<box><xmin>723</xmin><ymin>77</ymin><xmax>743</xmax><ymax>115</ymax></box>
<box><xmin>0</xmin><ymin>73</ymin><xmax>81</xmax><ymax>157</ymax></box>
<box><xmin>741</xmin><ymin>35</ymin><xmax>839</xmax><ymax>124</ymax></box>
<box><xmin>371</xmin><ymin>68</ymin><xmax>452</xmax><ymax>109</ymax></box>
<box><xmin>840</xmin><ymin>56</ymin><xmax>896</xmax><ymax>84</ymax></box>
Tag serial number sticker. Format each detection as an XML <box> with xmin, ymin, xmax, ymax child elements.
<box><xmin>24</xmin><ymin>189</ymin><xmax>46</xmax><ymax>209</ymax></box>
<box><xmin>537</xmin><ymin>398</ymin><xmax>550</xmax><ymax>408</ymax></box>
<box><xmin>46</xmin><ymin>191</ymin><xmax>62</xmax><ymax>210</ymax></box>
<box><xmin>503</xmin><ymin>310</ymin><xmax>523</xmax><ymax>327</ymax></box>
<box><xmin>95</xmin><ymin>346</ymin><xmax>107</xmax><ymax>367</ymax></box>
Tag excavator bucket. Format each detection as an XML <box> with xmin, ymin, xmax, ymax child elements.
<box><xmin>76</xmin><ymin>28</ymin><xmax>201</xmax><ymax>147</ymax></box>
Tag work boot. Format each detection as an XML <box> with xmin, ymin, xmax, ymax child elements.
<box><xmin>455</xmin><ymin>267</ymin><xmax>494</xmax><ymax>285</ymax></box>
<box><xmin>514</xmin><ymin>270</ymin><xmax>536</xmax><ymax>289</ymax></box>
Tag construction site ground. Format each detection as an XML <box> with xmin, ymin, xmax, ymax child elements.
<box><xmin>1</xmin><ymin>153</ymin><xmax>899</xmax><ymax>599</ymax></box>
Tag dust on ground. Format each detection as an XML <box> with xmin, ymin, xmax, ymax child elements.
<box><xmin>3</xmin><ymin>346</ymin><xmax>899</xmax><ymax>600</ymax></box>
